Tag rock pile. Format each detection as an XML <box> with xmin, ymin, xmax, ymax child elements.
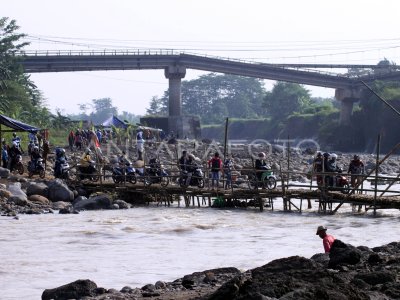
<box><xmin>41</xmin><ymin>240</ymin><xmax>400</xmax><ymax>299</ymax></box>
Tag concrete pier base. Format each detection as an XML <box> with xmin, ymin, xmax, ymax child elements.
<box><xmin>140</xmin><ymin>116</ymin><xmax>201</xmax><ymax>139</ymax></box>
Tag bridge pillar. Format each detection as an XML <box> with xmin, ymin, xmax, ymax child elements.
<box><xmin>165</xmin><ymin>65</ymin><xmax>186</xmax><ymax>117</ymax></box>
<box><xmin>335</xmin><ymin>88</ymin><xmax>362</xmax><ymax>125</ymax></box>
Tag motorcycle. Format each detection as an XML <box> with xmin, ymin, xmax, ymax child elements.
<box><xmin>54</xmin><ymin>157</ymin><xmax>70</xmax><ymax>180</ymax></box>
<box><xmin>145</xmin><ymin>165</ymin><xmax>169</xmax><ymax>187</ymax></box>
<box><xmin>136</xmin><ymin>166</ymin><xmax>169</xmax><ymax>187</ymax></box>
<box><xmin>77</xmin><ymin>163</ymin><xmax>99</xmax><ymax>182</ymax></box>
<box><xmin>11</xmin><ymin>154</ymin><xmax>24</xmax><ymax>175</ymax></box>
<box><xmin>326</xmin><ymin>169</ymin><xmax>350</xmax><ymax>194</ymax></box>
<box><xmin>112</xmin><ymin>162</ymin><xmax>137</xmax><ymax>184</ymax></box>
<box><xmin>179</xmin><ymin>168</ymin><xmax>204</xmax><ymax>188</ymax></box>
<box><xmin>28</xmin><ymin>158</ymin><xmax>45</xmax><ymax>178</ymax></box>
<box><xmin>248</xmin><ymin>169</ymin><xmax>277</xmax><ymax>190</ymax></box>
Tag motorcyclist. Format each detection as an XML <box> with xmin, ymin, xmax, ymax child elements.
<box><xmin>185</xmin><ymin>154</ymin><xmax>197</xmax><ymax>186</ymax></box>
<box><xmin>255</xmin><ymin>152</ymin><xmax>270</xmax><ymax>182</ymax></box>
<box><xmin>325</xmin><ymin>153</ymin><xmax>341</xmax><ymax>186</ymax></box>
<box><xmin>80</xmin><ymin>148</ymin><xmax>96</xmax><ymax>174</ymax></box>
<box><xmin>29</xmin><ymin>146</ymin><xmax>42</xmax><ymax>171</ymax></box>
<box><xmin>178</xmin><ymin>150</ymin><xmax>188</xmax><ymax>171</ymax></box>
<box><xmin>148</xmin><ymin>157</ymin><xmax>161</xmax><ymax>176</ymax></box>
<box><xmin>8</xmin><ymin>142</ymin><xmax>22</xmax><ymax>171</ymax></box>
<box><xmin>313</xmin><ymin>151</ymin><xmax>324</xmax><ymax>186</ymax></box>
<box><xmin>27</xmin><ymin>140</ymin><xmax>35</xmax><ymax>156</ymax></box>
<box><xmin>54</xmin><ymin>148</ymin><xmax>68</xmax><ymax>177</ymax></box>
<box><xmin>118</xmin><ymin>151</ymin><xmax>130</xmax><ymax>166</ymax></box>
<box><xmin>12</xmin><ymin>132</ymin><xmax>21</xmax><ymax>149</ymax></box>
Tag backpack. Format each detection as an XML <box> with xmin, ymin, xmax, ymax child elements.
<box><xmin>211</xmin><ymin>158</ymin><xmax>221</xmax><ymax>171</ymax></box>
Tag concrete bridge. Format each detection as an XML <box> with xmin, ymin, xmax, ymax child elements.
<box><xmin>18</xmin><ymin>50</ymin><xmax>400</xmax><ymax>135</ymax></box>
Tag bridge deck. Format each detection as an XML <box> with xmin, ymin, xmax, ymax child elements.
<box><xmin>73</xmin><ymin>180</ymin><xmax>400</xmax><ymax>213</ymax></box>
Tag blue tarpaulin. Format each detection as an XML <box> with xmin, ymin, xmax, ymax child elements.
<box><xmin>101</xmin><ymin>115</ymin><xmax>128</xmax><ymax>129</ymax></box>
<box><xmin>0</xmin><ymin>114</ymin><xmax>40</xmax><ymax>132</ymax></box>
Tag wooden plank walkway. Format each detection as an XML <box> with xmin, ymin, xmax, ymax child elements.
<box><xmin>71</xmin><ymin>180</ymin><xmax>400</xmax><ymax>213</ymax></box>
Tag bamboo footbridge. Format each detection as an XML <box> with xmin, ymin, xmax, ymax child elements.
<box><xmin>69</xmin><ymin>138</ymin><xmax>400</xmax><ymax>215</ymax></box>
<box><xmin>70</xmin><ymin>171</ymin><xmax>400</xmax><ymax>215</ymax></box>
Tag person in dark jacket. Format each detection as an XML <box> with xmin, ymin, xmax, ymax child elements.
<box><xmin>255</xmin><ymin>152</ymin><xmax>270</xmax><ymax>181</ymax></box>
<box><xmin>348</xmin><ymin>155</ymin><xmax>365</xmax><ymax>187</ymax></box>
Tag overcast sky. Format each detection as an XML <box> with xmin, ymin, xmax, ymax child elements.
<box><xmin>3</xmin><ymin>0</ymin><xmax>400</xmax><ymax>116</ymax></box>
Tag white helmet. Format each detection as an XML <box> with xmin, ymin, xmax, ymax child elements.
<box><xmin>330</xmin><ymin>153</ymin><xmax>337</xmax><ymax>160</ymax></box>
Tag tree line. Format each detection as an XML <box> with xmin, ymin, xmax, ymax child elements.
<box><xmin>146</xmin><ymin>72</ymin><xmax>338</xmax><ymax>124</ymax></box>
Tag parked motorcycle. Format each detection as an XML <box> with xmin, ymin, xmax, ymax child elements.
<box><xmin>54</xmin><ymin>157</ymin><xmax>70</xmax><ymax>180</ymax></box>
<box><xmin>28</xmin><ymin>158</ymin><xmax>45</xmax><ymax>178</ymax></box>
<box><xmin>112</xmin><ymin>163</ymin><xmax>137</xmax><ymax>184</ymax></box>
<box><xmin>248</xmin><ymin>169</ymin><xmax>277</xmax><ymax>190</ymax></box>
<box><xmin>179</xmin><ymin>168</ymin><xmax>204</xmax><ymax>188</ymax></box>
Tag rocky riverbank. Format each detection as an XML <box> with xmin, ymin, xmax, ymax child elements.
<box><xmin>41</xmin><ymin>240</ymin><xmax>400</xmax><ymax>300</ymax></box>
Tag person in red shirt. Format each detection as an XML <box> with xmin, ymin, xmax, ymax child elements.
<box><xmin>208</xmin><ymin>152</ymin><xmax>222</xmax><ymax>189</ymax></box>
<box><xmin>316</xmin><ymin>225</ymin><xmax>335</xmax><ymax>253</ymax></box>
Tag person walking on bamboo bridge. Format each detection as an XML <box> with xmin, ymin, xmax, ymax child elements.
<box><xmin>208</xmin><ymin>152</ymin><xmax>222</xmax><ymax>190</ymax></box>
<box><xmin>316</xmin><ymin>225</ymin><xmax>335</xmax><ymax>253</ymax></box>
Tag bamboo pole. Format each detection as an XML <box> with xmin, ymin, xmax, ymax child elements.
<box><xmin>373</xmin><ymin>134</ymin><xmax>380</xmax><ymax>216</ymax></box>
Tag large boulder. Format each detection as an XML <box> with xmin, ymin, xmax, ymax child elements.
<box><xmin>52</xmin><ymin>201</ymin><xmax>73</xmax><ymax>211</ymax></box>
<box><xmin>47</xmin><ymin>179</ymin><xmax>74</xmax><ymax>202</ymax></box>
<box><xmin>328</xmin><ymin>239</ymin><xmax>362</xmax><ymax>268</ymax></box>
<box><xmin>0</xmin><ymin>167</ymin><xmax>10</xmax><ymax>178</ymax></box>
<box><xmin>7</xmin><ymin>182</ymin><xmax>28</xmax><ymax>206</ymax></box>
<box><xmin>28</xmin><ymin>194</ymin><xmax>51</xmax><ymax>205</ymax></box>
<box><xmin>73</xmin><ymin>194</ymin><xmax>113</xmax><ymax>211</ymax></box>
<box><xmin>114</xmin><ymin>199</ymin><xmax>130</xmax><ymax>209</ymax></box>
<box><xmin>42</xmin><ymin>279</ymin><xmax>98</xmax><ymax>300</ymax></box>
<box><xmin>26</xmin><ymin>182</ymin><xmax>49</xmax><ymax>198</ymax></box>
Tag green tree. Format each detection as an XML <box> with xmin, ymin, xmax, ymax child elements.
<box><xmin>89</xmin><ymin>97</ymin><xmax>118</xmax><ymax>124</ymax></box>
<box><xmin>0</xmin><ymin>17</ymin><xmax>47</xmax><ymax>123</ymax></box>
<box><xmin>146</xmin><ymin>95</ymin><xmax>168</xmax><ymax>116</ymax></box>
<box><xmin>263</xmin><ymin>82</ymin><xmax>311</xmax><ymax>121</ymax></box>
<box><xmin>181</xmin><ymin>73</ymin><xmax>266</xmax><ymax>124</ymax></box>
<box><xmin>145</xmin><ymin>73</ymin><xmax>266</xmax><ymax>124</ymax></box>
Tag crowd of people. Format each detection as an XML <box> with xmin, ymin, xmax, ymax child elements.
<box><xmin>67</xmin><ymin>128</ymin><xmax>108</xmax><ymax>151</ymax></box>
<box><xmin>0</xmin><ymin>126</ymin><xmax>369</xmax><ymax>194</ymax></box>
<box><xmin>312</xmin><ymin>151</ymin><xmax>365</xmax><ymax>188</ymax></box>
<box><xmin>1</xmin><ymin>132</ymin><xmax>50</xmax><ymax>173</ymax></box>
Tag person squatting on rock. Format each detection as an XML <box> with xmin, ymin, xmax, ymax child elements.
<box><xmin>316</xmin><ymin>225</ymin><xmax>335</xmax><ymax>253</ymax></box>
<box><xmin>208</xmin><ymin>152</ymin><xmax>222</xmax><ymax>189</ymax></box>
<box><xmin>348</xmin><ymin>155</ymin><xmax>365</xmax><ymax>188</ymax></box>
